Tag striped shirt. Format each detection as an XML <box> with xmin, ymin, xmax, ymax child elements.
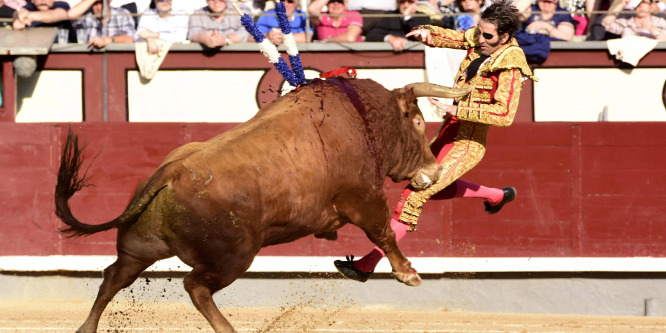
<box><xmin>76</xmin><ymin>7</ymin><xmax>137</xmax><ymax>41</ymax></box>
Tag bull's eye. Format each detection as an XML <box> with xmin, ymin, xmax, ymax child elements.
<box><xmin>404</xmin><ymin>111</ymin><xmax>409</xmax><ymax>118</ymax></box>
<box><xmin>412</xmin><ymin>116</ymin><xmax>425</xmax><ymax>131</ymax></box>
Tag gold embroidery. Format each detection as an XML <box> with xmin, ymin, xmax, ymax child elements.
<box><xmin>399</xmin><ymin>127</ymin><xmax>486</xmax><ymax>230</ymax></box>
<box><xmin>475</xmin><ymin>78</ymin><xmax>494</xmax><ymax>90</ymax></box>
<box><xmin>472</xmin><ymin>91</ymin><xmax>492</xmax><ymax>103</ymax></box>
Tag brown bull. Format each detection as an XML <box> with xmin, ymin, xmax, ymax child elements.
<box><xmin>55</xmin><ymin>77</ymin><xmax>470</xmax><ymax>333</ymax></box>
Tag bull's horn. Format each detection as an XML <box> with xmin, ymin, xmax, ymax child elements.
<box><xmin>401</xmin><ymin>82</ymin><xmax>472</xmax><ymax>99</ymax></box>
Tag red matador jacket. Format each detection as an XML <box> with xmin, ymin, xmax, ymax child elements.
<box><xmin>396</xmin><ymin>25</ymin><xmax>537</xmax><ymax>228</ymax></box>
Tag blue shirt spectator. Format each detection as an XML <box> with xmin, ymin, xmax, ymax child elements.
<box><xmin>256</xmin><ymin>1</ymin><xmax>312</xmax><ymax>46</ymax></box>
<box><xmin>257</xmin><ymin>9</ymin><xmax>311</xmax><ymax>34</ymax></box>
<box><xmin>523</xmin><ymin>0</ymin><xmax>575</xmax><ymax>41</ymax></box>
<box><xmin>13</xmin><ymin>0</ymin><xmax>74</xmax><ymax>42</ymax></box>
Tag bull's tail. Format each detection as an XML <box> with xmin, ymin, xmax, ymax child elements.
<box><xmin>55</xmin><ymin>127</ymin><xmax>170</xmax><ymax>238</ymax></box>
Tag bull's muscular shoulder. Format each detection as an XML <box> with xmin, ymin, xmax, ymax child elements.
<box><xmin>482</xmin><ymin>40</ymin><xmax>537</xmax><ymax>82</ymax></box>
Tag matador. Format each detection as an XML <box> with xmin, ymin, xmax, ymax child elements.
<box><xmin>334</xmin><ymin>0</ymin><xmax>538</xmax><ymax>283</ymax></box>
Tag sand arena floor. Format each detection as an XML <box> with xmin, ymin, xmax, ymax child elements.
<box><xmin>1</xmin><ymin>300</ymin><xmax>666</xmax><ymax>332</ymax></box>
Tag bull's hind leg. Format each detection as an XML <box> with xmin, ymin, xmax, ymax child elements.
<box><xmin>183</xmin><ymin>263</ymin><xmax>250</xmax><ymax>333</ymax></box>
<box><xmin>77</xmin><ymin>253</ymin><xmax>155</xmax><ymax>333</ymax></box>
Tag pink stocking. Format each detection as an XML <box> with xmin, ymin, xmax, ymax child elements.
<box><xmin>454</xmin><ymin>179</ymin><xmax>504</xmax><ymax>205</ymax></box>
<box><xmin>353</xmin><ymin>218</ymin><xmax>410</xmax><ymax>272</ymax></box>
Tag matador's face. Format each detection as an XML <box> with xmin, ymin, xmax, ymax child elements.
<box><xmin>477</xmin><ymin>19</ymin><xmax>509</xmax><ymax>56</ymax></box>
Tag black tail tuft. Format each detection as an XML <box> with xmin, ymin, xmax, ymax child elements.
<box><xmin>55</xmin><ymin>126</ymin><xmax>115</xmax><ymax>238</ymax></box>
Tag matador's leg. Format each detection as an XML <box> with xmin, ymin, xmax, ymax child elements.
<box><xmin>398</xmin><ymin>138</ymin><xmax>486</xmax><ymax>230</ymax></box>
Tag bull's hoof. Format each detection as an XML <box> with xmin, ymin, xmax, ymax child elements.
<box><xmin>334</xmin><ymin>255</ymin><xmax>373</xmax><ymax>282</ymax></box>
<box><xmin>314</xmin><ymin>231</ymin><xmax>338</xmax><ymax>241</ymax></box>
<box><xmin>392</xmin><ymin>269</ymin><xmax>422</xmax><ymax>287</ymax></box>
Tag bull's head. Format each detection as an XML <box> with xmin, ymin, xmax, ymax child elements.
<box><xmin>390</xmin><ymin>83</ymin><xmax>472</xmax><ymax>190</ymax></box>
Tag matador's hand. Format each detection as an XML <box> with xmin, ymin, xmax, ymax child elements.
<box><xmin>428</xmin><ymin>97</ymin><xmax>458</xmax><ymax>118</ymax></box>
<box><xmin>406</xmin><ymin>28</ymin><xmax>433</xmax><ymax>46</ymax></box>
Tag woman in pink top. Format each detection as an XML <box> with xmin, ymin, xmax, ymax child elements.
<box><xmin>309</xmin><ymin>0</ymin><xmax>363</xmax><ymax>42</ymax></box>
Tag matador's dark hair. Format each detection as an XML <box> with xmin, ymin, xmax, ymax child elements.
<box><xmin>481</xmin><ymin>0</ymin><xmax>522</xmax><ymax>38</ymax></box>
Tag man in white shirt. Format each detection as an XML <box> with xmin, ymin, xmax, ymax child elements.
<box><xmin>135</xmin><ymin>0</ymin><xmax>188</xmax><ymax>53</ymax></box>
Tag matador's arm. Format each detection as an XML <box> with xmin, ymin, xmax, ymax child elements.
<box><xmin>415</xmin><ymin>25</ymin><xmax>480</xmax><ymax>50</ymax></box>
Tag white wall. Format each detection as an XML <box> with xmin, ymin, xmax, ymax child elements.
<box><xmin>534</xmin><ymin>68</ymin><xmax>666</xmax><ymax>122</ymax></box>
<box><xmin>15</xmin><ymin>67</ymin><xmax>666</xmax><ymax>123</ymax></box>
<box><xmin>15</xmin><ymin>70</ymin><xmax>83</xmax><ymax>123</ymax></box>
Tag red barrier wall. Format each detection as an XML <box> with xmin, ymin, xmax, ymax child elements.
<box><xmin>1</xmin><ymin>122</ymin><xmax>664</xmax><ymax>258</ymax></box>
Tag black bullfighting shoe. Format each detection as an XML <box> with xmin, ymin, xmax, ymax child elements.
<box><xmin>334</xmin><ymin>255</ymin><xmax>373</xmax><ymax>283</ymax></box>
<box><xmin>484</xmin><ymin>187</ymin><xmax>517</xmax><ymax>214</ymax></box>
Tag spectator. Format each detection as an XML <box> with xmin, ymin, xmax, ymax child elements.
<box><xmin>452</xmin><ymin>0</ymin><xmax>485</xmax><ymax>31</ymax></box>
<box><xmin>136</xmin><ymin>0</ymin><xmax>188</xmax><ymax>54</ymax></box>
<box><xmin>365</xmin><ymin>0</ymin><xmax>430</xmax><ymax>51</ymax></box>
<box><xmin>172</xmin><ymin>0</ymin><xmax>207</xmax><ymax>14</ymax></box>
<box><xmin>1</xmin><ymin>0</ymin><xmax>16</xmax><ymax>28</ymax></box>
<box><xmin>121</xmin><ymin>2</ymin><xmax>140</xmax><ymax>28</ymax></box>
<box><xmin>113</xmin><ymin>0</ymin><xmax>150</xmax><ymax>14</ymax></box>
<box><xmin>3</xmin><ymin>0</ymin><xmax>24</xmax><ymax>9</ymax></box>
<box><xmin>256</xmin><ymin>0</ymin><xmax>312</xmax><ymax>45</ymax></box>
<box><xmin>74</xmin><ymin>0</ymin><xmax>137</xmax><ymax>48</ymax></box>
<box><xmin>586</xmin><ymin>0</ymin><xmax>623</xmax><ymax>40</ymax></box>
<box><xmin>523</xmin><ymin>0</ymin><xmax>575</xmax><ymax>41</ymax></box>
<box><xmin>562</xmin><ymin>0</ymin><xmax>587</xmax><ymax>35</ymax></box>
<box><xmin>602</xmin><ymin>0</ymin><xmax>666</xmax><ymax>39</ymax></box>
<box><xmin>416</xmin><ymin>0</ymin><xmax>454</xmax><ymax>28</ymax></box>
<box><xmin>308</xmin><ymin>0</ymin><xmax>363</xmax><ymax>42</ymax></box>
<box><xmin>346</xmin><ymin>0</ymin><xmax>396</xmax><ymax>34</ymax></box>
<box><xmin>12</xmin><ymin>0</ymin><xmax>75</xmax><ymax>42</ymax></box>
<box><xmin>188</xmin><ymin>0</ymin><xmax>249</xmax><ymax>48</ymax></box>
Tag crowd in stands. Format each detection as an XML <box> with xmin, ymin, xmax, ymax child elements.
<box><xmin>0</xmin><ymin>0</ymin><xmax>664</xmax><ymax>54</ymax></box>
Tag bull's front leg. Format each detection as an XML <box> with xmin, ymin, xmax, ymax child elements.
<box><xmin>335</xmin><ymin>193</ymin><xmax>422</xmax><ymax>286</ymax></box>
<box><xmin>367</xmin><ymin>224</ymin><xmax>422</xmax><ymax>287</ymax></box>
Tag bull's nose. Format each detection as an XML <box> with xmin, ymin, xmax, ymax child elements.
<box><xmin>420</xmin><ymin>174</ymin><xmax>433</xmax><ymax>186</ymax></box>
<box><xmin>410</xmin><ymin>164</ymin><xmax>442</xmax><ymax>190</ymax></box>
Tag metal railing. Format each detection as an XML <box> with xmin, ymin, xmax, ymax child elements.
<box><xmin>4</xmin><ymin>4</ymin><xmax>662</xmax><ymax>44</ymax></box>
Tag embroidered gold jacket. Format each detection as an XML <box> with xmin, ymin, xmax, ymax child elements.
<box><xmin>421</xmin><ymin>25</ymin><xmax>536</xmax><ymax>129</ymax></box>
<box><xmin>396</xmin><ymin>26</ymin><xmax>537</xmax><ymax>228</ymax></box>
